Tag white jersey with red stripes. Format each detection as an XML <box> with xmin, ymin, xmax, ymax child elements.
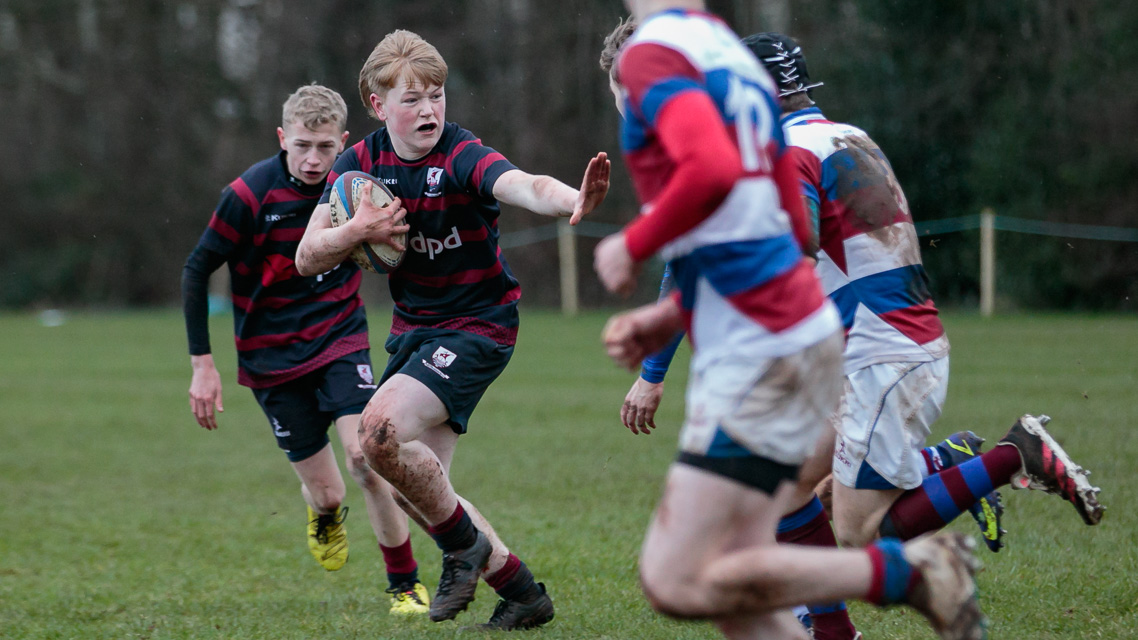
<box><xmin>617</xmin><ymin>10</ymin><xmax>840</xmax><ymax>365</ymax></box>
<box><xmin>781</xmin><ymin>107</ymin><xmax>949</xmax><ymax>374</ymax></box>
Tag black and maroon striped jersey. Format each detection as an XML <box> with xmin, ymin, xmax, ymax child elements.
<box><xmin>321</xmin><ymin>123</ymin><xmax>522</xmax><ymax>346</ymax></box>
<box><xmin>194</xmin><ymin>151</ymin><xmax>369</xmax><ymax>388</ymax></box>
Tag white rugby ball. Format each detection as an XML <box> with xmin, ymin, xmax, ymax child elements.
<box><xmin>328</xmin><ymin>170</ymin><xmax>406</xmax><ymax>273</ymax></box>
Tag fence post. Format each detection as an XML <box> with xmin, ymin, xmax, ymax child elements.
<box><xmin>558</xmin><ymin>219</ymin><xmax>579</xmax><ymax>316</ymax></box>
<box><xmin>980</xmin><ymin>208</ymin><xmax>995</xmax><ymax>317</ymax></box>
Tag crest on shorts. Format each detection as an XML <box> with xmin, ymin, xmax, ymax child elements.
<box><xmin>424</xmin><ymin>167</ymin><xmax>445</xmax><ymax>197</ymax></box>
<box><xmin>357</xmin><ymin>364</ymin><xmax>374</xmax><ymax>385</ymax></box>
<box><xmin>431</xmin><ymin>346</ymin><xmax>457</xmax><ymax>368</ymax></box>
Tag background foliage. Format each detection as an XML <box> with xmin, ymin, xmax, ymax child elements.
<box><xmin>1</xmin><ymin>0</ymin><xmax>1134</xmax><ymax>310</ymax></box>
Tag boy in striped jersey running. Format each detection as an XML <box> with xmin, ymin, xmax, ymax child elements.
<box><xmin>182</xmin><ymin>84</ymin><xmax>429</xmax><ymax>615</ymax></box>
<box><xmin>296</xmin><ymin>31</ymin><xmax>610</xmax><ymax>630</ymax></box>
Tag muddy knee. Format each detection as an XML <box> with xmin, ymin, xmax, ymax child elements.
<box><xmin>358</xmin><ymin>411</ymin><xmax>400</xmax><ymax>465</ymax></box>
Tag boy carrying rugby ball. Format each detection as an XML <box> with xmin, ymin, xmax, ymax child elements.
<box><xmin>296</xmin><ymin>30</ymin><xmax>609</xmax><ymax>630</ymax></box>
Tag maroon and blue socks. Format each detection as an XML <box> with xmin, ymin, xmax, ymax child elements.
<box><xmin>777</xmin><ymin>496</ymin><xmax>858</xmax><ymax>640</ymax></box>
<box><xmin>865</xmin><ymin>538</ymin><xmax>920</xmax><ymax>606</ymax></box>
<box><xmin>879</xmin><ymin>444</ymin><xmax>1021</xmax><ymax>540</ymax></box>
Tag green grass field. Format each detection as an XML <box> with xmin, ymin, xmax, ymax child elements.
<box><xmin>1</xmin><ymin>308</ymin><xmax>1135</xmax><ymax>639</ymax></box>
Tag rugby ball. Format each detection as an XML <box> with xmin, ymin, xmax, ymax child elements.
<box><xmin>328</xmin><ymin>171</ymin><xmax>406</xmax><ymax>273</ymax></box>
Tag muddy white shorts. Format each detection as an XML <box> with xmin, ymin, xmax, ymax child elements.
<box><xmin>678</xmin><ymin>330</ymin><xmax>844</xmax><ymax>468</ymax></box>
<box><xmin>831</xmin><ymin>356</ymin><xmax>950</xmax><ymax>491</ymax></box>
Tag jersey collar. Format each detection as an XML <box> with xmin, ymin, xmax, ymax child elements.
<box><xmin>781</xmin><ymin>106</ymin><xmax>827</xmax><ymax>128</ymax></box>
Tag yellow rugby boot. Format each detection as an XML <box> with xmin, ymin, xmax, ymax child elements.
<box><xmin>387</xmin><ymin>581</ymin><xmax>431</xmax><ymax>615</ymax></box>
<box><xmin>306</xmin><ymin>505</ymin><xmax>349</xmax><ymax>571</ymax></box>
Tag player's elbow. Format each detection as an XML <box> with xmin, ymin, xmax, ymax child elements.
<box><xmin>294</xmin><ymin>249</ymin><xmax>319</xmax><ymax>276</ymax></box>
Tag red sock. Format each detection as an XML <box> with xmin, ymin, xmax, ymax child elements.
<box><xmin>484</xmin><ymin>553</ymin><xmax>521</xmax><ymax>589</ymax></box>
<box><xmin>379</xmin><ymin>536</ymin><xmax>418</xmax><ymax>575</ymax></box>
<box><xmin>427</xmin><ymin>503</ymin><xmax>477</xmax><ymax>551</ymax></box>
<box><xmin>485</xmin><ymin>553</ymin><xmax>540</xmax><ymax>601</ymax></box>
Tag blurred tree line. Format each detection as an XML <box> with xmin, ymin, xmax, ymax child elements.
<box><xmin>0</xmin><ymin>0</ymin><xmax>1134</xmax><ymax>311</ymax></box>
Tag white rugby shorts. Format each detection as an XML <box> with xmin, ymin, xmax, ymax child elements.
<box><xmin>831</xmin><ymin>356</ymin><xmax>950</xmax><ymax>491</ymax></box>
<box><xmin>678</xmin><ymin>330</ymin><xmax>844</xmax><ymax>466</ymax></box>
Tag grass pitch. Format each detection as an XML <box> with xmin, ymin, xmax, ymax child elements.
<box><xmin>0</xmin><ymin>308</ymin><xmax>1134</xmax><ymax>639</ymax></box>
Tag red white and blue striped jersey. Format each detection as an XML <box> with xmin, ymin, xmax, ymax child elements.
<box><xmin>781</xmin><ymin>107</ymin><xmax>949</xmax><ymax>373</ymax></box>
<box><xmin>322</xmin><ymin>123</ymin><xmax>522</xmax><ymax>346</ymax></box>
<box><xmin>618</xmin><ymin>10</ymin><xmax>839</xmax><ymax>361</ymax></box>
<box><xmin>197</xmin><ymin>152</ymin><xmax>368</xmax><ymax>388</ymax></box>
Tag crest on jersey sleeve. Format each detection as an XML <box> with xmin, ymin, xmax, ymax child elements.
<box><xmin>425</xmin><ymin>167</ymin><xmax>445</xmax><ymax>197</ymax></box>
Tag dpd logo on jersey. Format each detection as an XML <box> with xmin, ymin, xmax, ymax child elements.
<box><xmin>422</xmin><ymin>346</ymin><xmax>457</xmax><ymax>379</ymax></box>
<box><xmin>410</xmin><ymin>226</ymin><xmax>463</xmax><ymax>260</ymax></box>
<box><xmin>424</xmin><ymin>167</ymin><xmax>444</xmax><ymax>197</ymax></box>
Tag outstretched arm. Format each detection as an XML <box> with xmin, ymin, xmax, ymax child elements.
<box><xmin>295</xmin><ymin>184</ymin><xmax>409</xmax><ymax>276</ymax></box>
<box><xmin>594</xmin><ymin>93</ymin><xmax>741</xmax><ymax>297</ymax></box>
<box><xmin>492</xmin><ymin>152</ymin><xmax>610</xmax><ymax>223</ymax></box>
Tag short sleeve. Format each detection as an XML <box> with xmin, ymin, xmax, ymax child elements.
<box><xmin>448</xmin><ymin>133</ymin><xmax>518</xmax><ymax>200</ymax></box>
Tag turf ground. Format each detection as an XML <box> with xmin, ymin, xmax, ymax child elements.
<box><xmin>0</xmin><ymin>308</ymin><xmax>1135</xmax><ymax>639</ymax></box>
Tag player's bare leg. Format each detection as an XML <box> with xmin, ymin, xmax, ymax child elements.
<box><xmin>638</xmin><ymin>464</ymin><xmax>985</xmax><ymax>640</ymax></box>
<box><xmin>640</xmin><ymin>466</ymin><xmax>873</xmax><ymax>619</ymax></box>
<box><xmin>293</xmin><ymin>443</ymin><xmax>348</xmax><ymax>514</ymax></box>
<box><xmin>380</xmin><ymin>425</ymin><xmax>511</xmax><ymax>575</ymax></box>
<box><xmin>333</xmin><ymin>415</ymin><xmax>428</xmax><ymax>613</ymax></box>
<box><xmin>359</xmin><ymin>374</ymin><xmax>458</xmax><ymax>523</ymax></box>
<box><xmin>334</xmin><ymin>415</ymin><xmax>411</xmax><ymax>548</ymax></box>
<box><xmin>291</xmin><ymin>444</ymin><xmax>350</xmax><ymax>570</ymax></box>
<box><xmin>403</xmin><ymin>393</ymin><xmax>553</xmax><ymax>628</ymax></box>
<box><xmin>359</xmin><ymin>373</ymin><xmax>551</xmax><ymax>626</ymax></box>
<box><xmin>831</xmin><ymin>484</ymin><xmax>904</xmax><ymax>548</ymax></box>
<box><xmin>406</xmin><ymin>419</ymin><xmax>510</xmax><ymax>574</ymax></box>
<box><xmin>775</xmin><ymin>431</ymin><xmax>860</xmax><ymax>640</ymax></box>
<box><xmin>713</xmin><ymin>475</ymin><xmax>813</xmax><ymax>640</ymax></box>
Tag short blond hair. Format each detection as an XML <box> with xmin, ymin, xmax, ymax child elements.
<box><xmin>599</xmin><ymin>17</ymin><xmax>637</xmax><ymax>78</ymax></box>
<box><xmin>358</xmin><ymin>30</ymin><xmax>448</xmax><ymax>119</ymax></box>
<box><xmin>281</xmin><ymin>84</ymin><xmax>348</xmax><ymax>131</ymax></box>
